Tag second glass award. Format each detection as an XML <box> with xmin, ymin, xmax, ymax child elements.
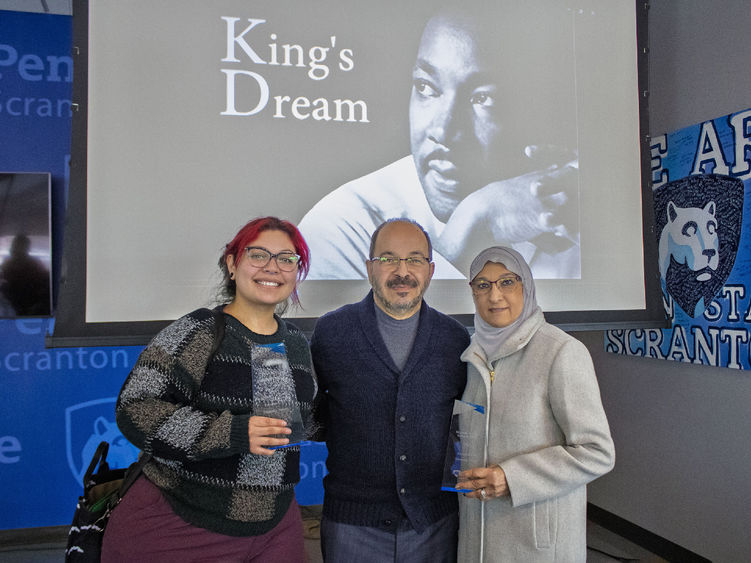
<box><xmin>441</xmin><ymin>399</ymin><xmax>486</xmax><ymax>492</ymax></box>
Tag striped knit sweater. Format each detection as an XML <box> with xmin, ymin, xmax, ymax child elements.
<box><xmin>116</xmin><ymin>307</ymin><xmax>317</xmax><ymax>536</ymax></box>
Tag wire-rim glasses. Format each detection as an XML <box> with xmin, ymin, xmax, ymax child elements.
<box><xmin>244</xmin><ymin>246</ymin><xmax>300</xmax><ymax>271</ymax></box>
<box><xmin>470</xmin><ymin>275</ymin><xmax>522</xmax><ymax>295</ymax></box>
<box><xmin>369</xmin><ymin>255</ymin><xmax>431</xmax><ymax>268</ymax></box>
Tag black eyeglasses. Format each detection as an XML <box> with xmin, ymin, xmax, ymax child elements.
<box><xmin>470</xmin><ymin>275</ymin><xmax>522</xmax><ymax>295</ymax></box>
<box><xmin>244</xmin><ymin>247</ymin><xmax>300</xmax><ymax>271</ymax></box>
<box><xmin>369</xmin><ymin>255</ymin><xmax>431</xmax><ymax>268</ymax></box>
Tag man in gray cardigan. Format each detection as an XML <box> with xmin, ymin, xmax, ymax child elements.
<box><xmin>311</xmin><ymin>219</ymin><xmax>469</xmax><ymax>562</ymax></box>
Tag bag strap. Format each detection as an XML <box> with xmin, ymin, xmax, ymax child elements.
<box><xmin>118</xmin><ymin>451</ymin><xmax>152</xmax><ymax>497</ymax></box>
<box><xmin>82</xmin><ymin>441</ymin><xmax>110</xmax><ymax>488</ymax></box>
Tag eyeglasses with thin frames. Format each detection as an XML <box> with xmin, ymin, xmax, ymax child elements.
<box><xmin>470</xmin><ymin>275</ymin><xmax>522</xmax><ymax>295</ymax></box>
<box><xmin>369</xmin><ymin>255</ymin><xmax>431</xmax><ymax>268</ymax></box>
<box><xmin>244</xmin><ymin>246</ymin><xmax>300</xmax><ymax>272</ymax></box>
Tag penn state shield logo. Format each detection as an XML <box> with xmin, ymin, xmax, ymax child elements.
<box><xmin>653</xmin><ymin>174</ymin><xmax>743</xmax><ymax>317</ymax></box>
<box><xmin>65</xmin><ymin>397</ymin><xmax>139</xmax><ymax>484</ymax></box>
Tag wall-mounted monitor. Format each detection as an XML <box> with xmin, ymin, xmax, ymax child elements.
<box><xmin>0</xmin><ymin>172</ymin><xmax>52</xmax><ymax>318</ymax></box>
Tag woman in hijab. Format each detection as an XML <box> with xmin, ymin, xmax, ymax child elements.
<box><xmin>455</xmin><ymin>246</ymin><xmax>615</xmax><ymax>562</ymax></box>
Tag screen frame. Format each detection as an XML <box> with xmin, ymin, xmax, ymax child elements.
<box><xmin>48</xmin><ymin>0</ymin><xmax>664</xmax><ymax>348</ymax></box>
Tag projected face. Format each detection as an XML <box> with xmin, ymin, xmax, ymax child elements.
<box><xmin>410</xmin><ymin>14</ymin><xmax>524</xmax><ymax>223</ymax></box>
<box><xmin>366</xmin><ymin>221</ymin><xmax>435</xmax><ymax>319</ymax></box>
<box><xmin>226</xmin><ymin>229</ymin><xmax>299</xmax><ymax>311</ymax></box>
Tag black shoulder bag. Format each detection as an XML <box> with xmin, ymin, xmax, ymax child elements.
<box><xmin>64</xmin><ymin>441</ymin><xmax>151</xmax><ymax>561</ymax></box>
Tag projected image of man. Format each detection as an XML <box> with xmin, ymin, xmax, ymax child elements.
<box><xmin>299</xmin><ymin>4</ymin><xmax>580</xmax><ymax>280</ymax></box>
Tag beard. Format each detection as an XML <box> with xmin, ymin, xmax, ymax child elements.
<box><xmin>372</xmin><ymin>274</ymin><xmax>427</xmax><ymax>316</ymax></box>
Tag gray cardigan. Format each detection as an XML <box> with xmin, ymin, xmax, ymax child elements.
<box><xmin>457</xmin><ymin>309</ymin><xmax>615</xmax><ymax>562</ymax></box>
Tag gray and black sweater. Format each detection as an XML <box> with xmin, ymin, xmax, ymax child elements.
<box><xmin>116</xmin><ymin>307</ymin><xmax>317</xmax><ymax>536</ymax></box>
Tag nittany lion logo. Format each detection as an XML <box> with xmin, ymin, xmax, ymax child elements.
<box><xmin>653</xmin><ymin>174</ymin><xmax>743</xmax><ymax>317</ymax></box>
<box><xmin>65</xmin><ymin>398</ymin><xmax>139</xmax><ymax>484</ymax></box>
<box><xmin>658</xmin><ymin>201</ymin><xmax>719</xmax><ymax>280</ymax></box>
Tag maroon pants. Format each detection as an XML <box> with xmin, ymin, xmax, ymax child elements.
<box><xmin>101</xmin><ymin>476</ymin><xmax>305</xmax><ymax>562</ymax></box>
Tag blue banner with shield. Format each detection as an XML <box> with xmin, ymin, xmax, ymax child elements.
<box><xmin>605</xmin><ymin>107</ymin><xmax>751</xmax><ymax>369</ymax></box>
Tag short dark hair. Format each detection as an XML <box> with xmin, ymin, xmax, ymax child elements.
<box><xmin>369</xmin><ymin>218</ymin><xmax>433</xmax><ymax>260</ymax></box>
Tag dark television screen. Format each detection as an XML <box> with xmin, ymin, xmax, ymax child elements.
<box><xmin>0</xmin><ymin>172</ymin><xmax>52</xmax><ymax>318</ymax></box>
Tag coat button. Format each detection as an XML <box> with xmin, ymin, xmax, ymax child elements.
<box><xmin>399</xmin><ymin>415</ymin><xmax>406</xmax><ymax>422</ymax></box>
<box><xmin>400</xmin><ymin>488</ymin><xmax>406</xmax><ymax>495</ymax></box>
<box><xmin>399</xmin><ymin>454</ymin><xmax>407</xmax><ymax>462</ymax></box>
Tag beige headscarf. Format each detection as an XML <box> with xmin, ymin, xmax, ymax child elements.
<box><xmin>469</xmin><ymin>246</ymin><xmax>540</xmax><ymax>362</ymax></box>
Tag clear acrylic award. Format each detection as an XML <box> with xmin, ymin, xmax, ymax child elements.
<box><xmin>252</xmin><ymin>342</ymin><xmax>305</xmax><ymax>449</ymax></box>
<box><xmin>255</xmin><ymin>402</ymin><xmax>305</xmax><ymax>450</ymax></box>
<box><xmin>441</xmin><ymin>399</ymin><xmax>485</xmax><ymax>492</ymax></box>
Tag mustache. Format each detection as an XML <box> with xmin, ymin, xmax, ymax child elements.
<box><xmin>387</xmin><ymin>275</ymin><xmax>419</xmax><ymax>288</ymax></box>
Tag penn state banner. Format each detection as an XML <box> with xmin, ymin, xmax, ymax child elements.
<box><xmin>0</xmin><ymin>9</ymin><xmax>326</xmax><ymax>530</ymax></box>
<box><xmin>605</xmin><ymin>107</ymin><xmax>751</xmax><ymax>368</ymax></box>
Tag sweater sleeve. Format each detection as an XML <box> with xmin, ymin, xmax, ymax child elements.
<box><xmin>308</xmin><ymin>320</ymin><xmax>329</xmax><ymax>442</ymax></box>
<box><xmin>115</xmin><ymin>311</ymin><xmax>251</xmax><ymax>462</ymax></box>
<box><xmin>501</xmin><ymin>337</ymin><xmax>615</xmax><ymax>507</ymax></box>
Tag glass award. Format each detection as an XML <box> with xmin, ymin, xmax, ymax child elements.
<box><xmin>251</xmin><ymin>342</ymin><xmax>305</xmax><ymax>449</ymax></box>
<box><xmin>441</xmin><ymin>399</ymin><xmax>486</xmax><ymax>492</ymax></box>
<box><xmin>255</xmin><ymin>402</ymin><xmax>305</xmax><ymax>449</ymax></box>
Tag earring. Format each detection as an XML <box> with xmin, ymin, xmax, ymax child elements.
<box><xmin>230</xmin><ymin>272</ymin><xmax>235</xmax><ymax>280</ymax></box>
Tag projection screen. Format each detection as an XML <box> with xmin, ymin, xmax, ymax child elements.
<box><xmin>51</xmin><ymin>0</ymin><xmax>662</xmax><ymax>346</ymax></box>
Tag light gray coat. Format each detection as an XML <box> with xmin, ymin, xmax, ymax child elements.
<box><xmin>457</xmin><ymin>309</ymin><xmax>615</xmax><ymax>562</ymax></box>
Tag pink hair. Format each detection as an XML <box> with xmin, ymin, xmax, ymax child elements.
<box><xmin>220</xmin><ymin>216</ymin><xmax>310</xmax><ymax>304</ymax></box>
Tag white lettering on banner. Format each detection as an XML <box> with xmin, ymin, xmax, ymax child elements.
<box><xmin>219</xmin><ymin>16</ymin><xmax>367</xmax><ymax>123</ymax></box>
<box><xmin>605</xmin><ymin>283</ymin><xmax>751</xmax><ymax>368</ymax></box>
<box><xmin>1</xmin><ymin>348</ymin><xmax>131</xmax><ymax>373</ymax></box>
<box><xmin>298</xmin><ymin>459</ymin><xmax>327</xmax><ymax>480</ymax></box>
<box><xmin>604</xmin><ymin>325</ymin><xmax>751</xmax><ymax>368</ymax></box>
<box><xmin>654</xmin><ymin>110</ymin><xmax>751</xmax><ymax>185</ymax></box>
<box><xmin>0</xmin><ymin>44</ymin><xmax>73</xmax><ymax>82</ymax></box>
<box><xmin>0</xmin><ymin>436</ymin><xmax>21</xmax><ymax>463</ymax></box>
<box><xmin>720</xmin><ymin>328</ymin><xmax>747</xmax><ymax>370</ymax></box>
<box><xmin>721</xmin><ymin>285</ymin><xmax>745</xmax><ymax>322</ymax></box>
<box><xmin>693</xmin><ymin>327</ymin><xmax>720</xmax><ymax>365</ymax></box>
<box><xmin>692</xmin><ymin>120</ymin><xmax>730</xmax><ymax>176</ymax></box>
<box><xmin>0</xmin><ymin>95</ymin><xmax>72</xmax><ymax>118</ymax></box>
<box><xmin>729</xmin><ymin>109</ymin><xmax>751</xmax><ymax>179</ymax></box>
<box><xmin>666</xmin><ymin>325</ymin><xmax>690</xmax><ymax>362</ymax></box>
